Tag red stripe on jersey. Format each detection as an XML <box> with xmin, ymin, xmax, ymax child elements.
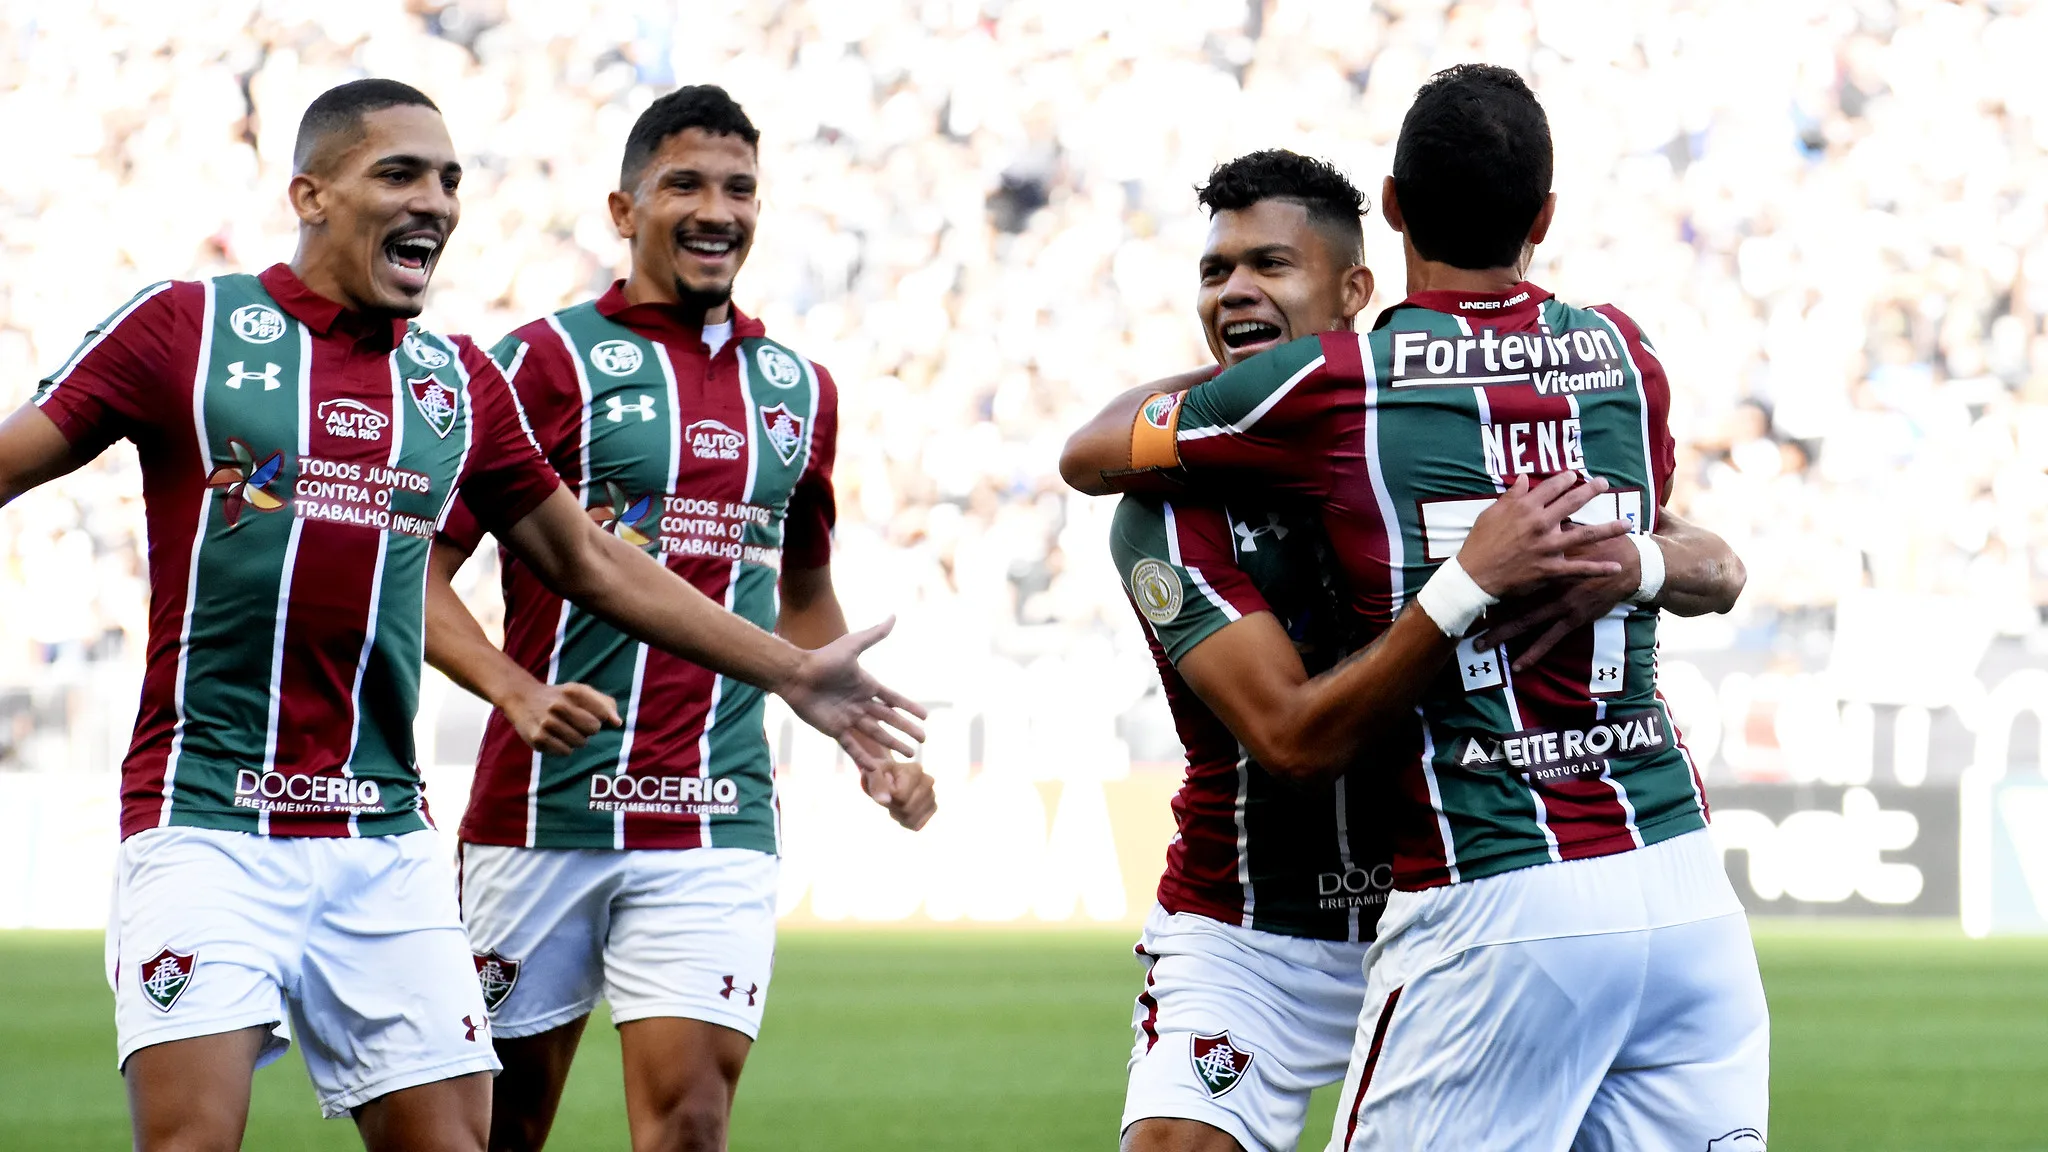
<box><xmin>617</xmin><ymin>656</ymin><xmax>718</xmax><ymax>849</ymax></box>
<box><xmin>1147</xmin><ymin>635</ymin><xmax>1250</xmax><ymax>927</ymax></box>
<box><xmin>1590</xmin><ymin>305</ymin><xmax>1675</xmax><ymax>521</ymax></box>
<box><xmin>1342</xmin><ymin>985</ymin><xmax>1404</xmax><ymax>1149</ymax></box>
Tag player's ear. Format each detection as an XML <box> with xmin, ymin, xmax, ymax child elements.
<box><xmin>1341</xmin><ymin>263</ymin><xmax>1374</xmax><ymax>322</ymax></box>
<box><xmin>607</xmin><ymin>190</ymin><xmax>637</xmax><ymax>240</ymax></box>
<box><xmin>287</xmin><ymin>172</ymin><xmax>326</xmax><ymax>227</ymax></box>
<box><xmin>1527</xmin><ymin>192</ymin><xmax>1556</xmax><ymax>246</ymax></box>
<box><xmin>1380</xmin><ymin>175</ymin><xmax>1404</xmax><ymax>234</ymax></box>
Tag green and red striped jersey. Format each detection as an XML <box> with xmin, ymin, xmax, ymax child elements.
<box><xmin>448</xmin><ymin>285</ymin><xmax>835</xmax><ymax>853</ymax></box>
<box><xmin>33</xmin><ymin>265</ymin><xmax>562</xmax><ymax>840</ymax></box>
<box><xmin>1111</xmin><ymin>496</ymin><xmax>1392</xmax><ymax>942</ymax></box>
<box><xmin>1153</xmin><ymin>284</ymin><xmax>1707</xmax><ymax>889</ymax></box>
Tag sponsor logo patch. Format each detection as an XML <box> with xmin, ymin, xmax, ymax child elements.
<box><xmin>1129</xmin><ymin>558</ymin><xmax>1183</xmax><ymax>625</ymax></box>
<box><xmin>719</xmin><ymin>975</ymin><xmax>760</xmax><ymax>1006</ymax></box>
<box><xmin>205</xmin><ymin>437</ymin><xmax>288</xmax><ymax>528</ymax></box>
<box><xmin>588</xmin><ymin>774</ymin><xmax>741</xmax><ymax>815</ymax></box>
<box><xmin>1189</xmin><ymin>1031</ymin><xmax>1254</xmax><ymax>1097</ymax></box>
<box><xmin>317</xmin><ymin>398</ymin><xmax>388</xmax><ymax>441</ymax></box>
<box><xmin>1317</xmin><ymin>863</ymin><xmax>1396</xmax><ymax>910</ymax></box>
<box><xmin>402</xmin><ymin>332</ymin><xmax>452</xmax><ymax>369</ymax></box>
<box><xmin>472</xmin><ymin>951</ymin><xmax>520</xmax><ymax>1015</ymax></box>
<box><xmin>233</xmin><ymin>769</ymin><xmax>383</xmax><ymax>814</ymax></box>
<box><xmin>138</xmin><ymin>947</ymin><xmax>197</xmax><ymax>1012</ymax></box>
<box><xmin>687</xmin><ymin>418</ymin><xmax>744</xmax><ymax>460</ymax></box>
<box><xmin>229</xmin><ymin>304</ymin><xmax>287</xmax><ymax>344</ymax></box>
<box><xmin>408</xmin><ymin>375</ymin><xmax>459</xmax><ymax>439</ymax></box>
<box><xmin>589</xmin><ymin>481</ymin><xmax>657</xmax><ymax>548</ymax></box>
<box><xmin>758</xmin><ymin>403</ymin><xmax>805</xmax><ymax>466</ymax></box>
<box><xmin>1388</xmin><ymin>325</ymin><xmax>1625</xmax><ymax>394</ymax></box>
<box><xmin>1453</xmin><ymin>709</ymin><xmax>1668</xmax><ymax>783</ymax></box>
<box><xmin>591</xmin><ymin>339</ymin><xmax>644</xmax><ymax>377</ymax></box>
<box><xmin>223</xmin><ymin>360</ymin><xmax>282</xmax><ymax>391</ymax></box>
<box><xmin>755</xmin><ymin>345</ymin><xmax>803</xmax><ymax>388</ymax></box>
<box><xmin>605</xmin><ymin>393</ymin><xmax>657</xmax><ymax>423</ymax></box>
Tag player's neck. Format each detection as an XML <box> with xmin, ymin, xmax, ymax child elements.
<box><xmin>1401</xmin><ymin>241</ymin><xmax>1530</xmax><ymax>298</ymax></box>
<box><xmin>288</xmin><ymin>252</ymin><xmax>382</xmax><ymax>318</ymax></box>
<box><xmin>623</xmin><ymin>271</ymin><xmax>732</xmax><ymax>327</ymax></box>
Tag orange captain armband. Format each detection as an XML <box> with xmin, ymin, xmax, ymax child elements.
<box><xmin>1129</xmin><ymin>392</ymin><xmax>1184</xmax><ymax>471</ymax></box>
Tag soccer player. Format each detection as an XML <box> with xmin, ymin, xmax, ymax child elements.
<box><xmin>0</xmin><ymin>79</ymin><xmax>921</xmax><ymax>1152</ymax></box>
<box><xmin>1111</xmin><ymin>152</ymin><xmax>1748</xmax><ymax>1152</ymax></box>
<box><xmin>419</xmin><ymin>85</ymin><xmax>934</xmax><ymax>1152</ymax></box>
<box><xmin>1065</xmin><ymin>65</ymin><xmax>1766</xmax><ymax>1151</ymax></box>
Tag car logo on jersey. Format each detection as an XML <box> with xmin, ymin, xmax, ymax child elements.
<box><xmin>1189</xmin><ymin>1032</ymin><xmax>1254</xmax><ymax>1097</ymax></box>
<box><xmin>755</xmin><ymin>345</ymin><xmax>802</xmax><ymax>389</ymax></box>
<box><xmin>758</xmin><ymin>403</ymin><xmax>805</xmax><ymax>466</ymax></box>
<box><xmin>316</xmin><ymin>398</ymin><xmax>389</xmax><ymax>442</ymax></box>
<box><xmin>589</xmin><ymin>481</ymin><xmax>657</xmax><ymax>548</ymax></box>
<box><xmin>206</xmin><ymin>438</ymin><xmax>288</xmax><ymax>528</ymax></box>
<box><xmin>408</xmin><ymin>375</ymin><xmax>459</xmax><ymax>439</ymax></box>
<box><xmin>591</xmin><ymin>340</ymin><xmax>644</xmax><ymax>377</ymax></box>
<box><xmin>228</xmin><ymin>304</ymin><xmax>286</xmax><ymax>344</ymax></box>
<box><xmin>138</xmin><ymin>947</ymin><xmax>198</xmax><ymax>1012</ymax></box>
<box><xmin>1129</xmin><ymin>558</ymin><xmax>1183</xmax><ymax>625</ymax></box>
<box><xmin>687</xmin><ymin>418</ymin><xmax>745</xmax><ymax>460</ymax></box>
<box><xmin>402</xmin><ymin>332</ymin><xmax>452</xmax><ymax>369</ymax></box>
<box><xmin>472</xmin><ymin>951</ymin><xmax>520</xmax><ymax>1015</ymax></box>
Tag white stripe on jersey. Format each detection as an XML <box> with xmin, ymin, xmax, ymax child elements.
<box><xmin>160</xmin><ymin>280</ymin><xmax>217</xmax><ymax>829</ymax></box>
<box><xmin>1176</xmin><ymin>356</ymin><xmax>1326</xmax><ymax>441</ymax></box>
<box><xmin>41</xmin><ymin>280</ymin><xmax>173</xmax><ymax>396</ymax></box>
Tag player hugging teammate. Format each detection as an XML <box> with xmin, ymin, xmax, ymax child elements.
<box><xmin>1067</xmin><ymin>65</ymin><xmax>1766</xmax><ymax>1152</ymax></box>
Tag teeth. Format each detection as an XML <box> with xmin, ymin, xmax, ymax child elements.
<box><xmin>1225</xmin><ymin>322</ymin><xmax>1275</xmax><ymax>336</ymax></box>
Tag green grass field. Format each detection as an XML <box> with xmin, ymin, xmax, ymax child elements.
<box><xmin>2</xmin><ymin>923</ymin><xmax>2045</xmax><ymax>1150</ymax></box>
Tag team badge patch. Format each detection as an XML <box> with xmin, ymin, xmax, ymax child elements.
<box><xmin>755</xmin><ymin>345</ymin><xmax>802</xmax><ymax>388</ymax></box>
<box><xmin>228</xmin><ymin>304</ymin><xmax>286</xmax><ymax>344</ymax></box>
<box><xmin>1140</xmin><ymin>392</ymin><xmax>1177</xmax><ymax>429</ymax></box>
<box><xmin>758</xmin><ymin>403</ymin><xmax>805</xmax><ymax>466</ymax></box>
<box><xmin>1189</xmin><ymin>1031</ymin><xmax>1254</xmax><ymax>1097</ymax></box>
<box><xmin>590</xmin><ymin>480</ymin><xmax>658</xmax><ymax>548</ymax></box>
<box><xmin>1130</xmin><ymin>558</ymin><xmax>1183</xmax><ymax>625</ymax></box>
<box><xmin>206</xmin><ymin>437</ymin><xmax>288</xmax><ymax>528</ymax></box>
<box><xmin>402</xmin><ymin>331</ymin><xmax>452</xmax><ymax>369</ymax></box>
<box><xmin>473</xmin><ymin>950</ymin><xmax>520</xmax><ymax>1015</ymax></box>
<box><xmin>138</xmin><ymin>947</ymin><xmax>197</xmax><ymax>1012</ymax></box>
<box><xmin>408</xmin><ymin>374</ymin><xmax>459</xmax><ymax>439</ymax></box>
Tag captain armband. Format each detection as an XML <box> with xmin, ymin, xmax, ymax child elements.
<box><xmin>1128</xmin><ymin>392</ymin><xmax>1184</xmax><ymax>471</ymax></box>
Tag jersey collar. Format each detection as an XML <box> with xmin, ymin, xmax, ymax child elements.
<box><xmin>258</xmin><ymin>263</ymin><xmax>409</xmax><ymax>349</ymax></box>
<box><xmin>1374</xmin><ymin>281</ymin><xmax>1553</xmax><ymax>328</ymax></box>
<box><xmin>593</xmin><ymin>279</ymin><xmax>768</xmax><ymax>352</ymax></box>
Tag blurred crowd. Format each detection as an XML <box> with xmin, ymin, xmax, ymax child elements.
<box><xmin>2</xmin><ymin>0</ymin><xmax>2044</xmax><ymax>708</ymax></box>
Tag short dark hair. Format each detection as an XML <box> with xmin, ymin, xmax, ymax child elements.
<box><xmin>620</xmin><ymin>85</ymin><xmax>760</xmax><ymax>190</ymax></box>
<box><xmin>1196</xmin><ymin>150</ymin><xmax>1366</xmax><ymax>262</ymax></box>
<box><xmin>292</xmin><ymin>79</ymin><xmax>439</xmax><ymax>174</ymax></box>
<box><xmin>1391</xmin><ymin>64</ymin><xmax>1553</xmax><ymax>269</ymax></box>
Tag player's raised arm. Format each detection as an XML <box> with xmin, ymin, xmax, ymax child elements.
<box><xmin>1163</xmin><ymin>472</ymin><xmax>1629</xmax><ymax>785</ymax></box>
<box><xmin>1059</xmin><ymin>372</ymin><xmax>1211</xmax><ymax>495</ymax></box>
<box><xmin>496</xmin><ymin>485</ymin><xmax>926</xmax><ymax>770</ymax></box>
<box><xmin>0</xmin><ymin>404</ymin><xmax>93</xmax><ymax>506</ymax></box>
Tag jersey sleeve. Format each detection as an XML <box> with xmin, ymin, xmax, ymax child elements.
<box><xmin>1591</xmin><ymin>305</ymin><xmax>1676</xmax><ymax>515</ymax></box>
<box><xmin>783</xmin><ymin>361</ymin><xmax>839</xmax><ymax>570</ymax></box>
<box><xmin>1165</xmin><ymin>334</ymin><xmax>1347</xmax><ymax>496</ymax></box>
<box><xmin>1108</xmin><ymin>495</ymin><xmax>1272</xmax><ymax>664</ymax></box>
<box><xmin>32</xmin><ymin>281</ymin><xmax>186</xmax><ymax>454</ymax></box>
<box><xmin>452</xmin><ymin>337</ymin><xmax>564</xmax><ymax>534</ymax></box>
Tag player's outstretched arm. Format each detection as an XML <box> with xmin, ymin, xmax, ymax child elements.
<box><xmin>0</xmin><ymin>404</ymin><xmax>94</xmax><ymax>507</ymax></box>
<box><xmin>1178</xmin><ymin>474</ymin><xmax>1629</xmax><ymax>785</ymax></box>
<box><xmin>422</xmin><ymin>539</ymin><xmax>621</xmax><ymax>756</ymax></box>
<box><xmin>1059</xmin><ymin>370</ymin><xmax>1214</xmax><ymax>496</ymax></box>
<box><xmin>1472</xmin><ymin>509</ymin><xmax>1748</xmax><ymax>669</ymax></box>
<box><xmin>499</xmin><ymin>486</ymin><xmax>926</xmax><ymax>770</ymax></box>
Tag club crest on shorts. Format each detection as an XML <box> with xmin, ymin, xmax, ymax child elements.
<box><xmin>408</xmin><ymin>375</ymin><xmax>459</xmax><ymax>439</ymax></box>
<box><xmin>758</xmin><ymin>403</ymin><xmax>805</xmax><ymax>466</ymax></box>
<box><xmin>472</xmin><ymin>950</ymin><xmax>521</xmax><ymax>1015</ymax></box>
<box><xmin>138</xmin><ymin>947</ymin><xmax>197</xmax><ymax>1012</ymax></box>
<box><xmin>1189</xmin><ymin>1031</ymin><xmax>1254</xmax><ymax>1098</ymax></box>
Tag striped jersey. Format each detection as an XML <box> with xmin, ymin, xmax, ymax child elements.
<box><xmin>1111</xmin><ymin>496</ymin><xmax>1391</xmax><ymax>942</ymax></box>
<box><xmin>33</xmin><ymin>264</ymin><xmax>562</xmax><ymax>840</ymax></box>
<box><xmin>448</xmin><ymin>285</ymin><xmax>836</xmax><ymax>853</ymax></box>
<box><xmin>1152</xmin><ymin>283</ymin><xmax>1706</xmax><ymax>889</ymax></box>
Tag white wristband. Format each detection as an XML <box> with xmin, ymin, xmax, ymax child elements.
<box><xmin>1417</xmin><ymin>556</ymin><xmax>1499</xmax><ymax>638</ymax></box>
<box><xmin>1629</xmin><ymin>533</ymin><xmax>1666</xmax><ymax>604</ymax></box>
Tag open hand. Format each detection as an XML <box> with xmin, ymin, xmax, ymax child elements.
<box><xmin>780</xmin><ymin>616</ymin><xmax>929</xmax><ymax>774</ymax></box>
<box><xmin>1458</xmin><ymin>473</ymin><xmax>1632</xmax><ymax>601</ymax></box>
<box><xmin>1473</xmin><ymin>532</ymin><xmax>1642</xmax><ymax>668</ymax></box>
<box><xmin>503</xmin><ymin>681</ymin><xmax>622</xmax><ymax>756</ymax></box>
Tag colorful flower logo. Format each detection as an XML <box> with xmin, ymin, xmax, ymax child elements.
<box><xmin>206</xmin><ymin>438</ymin><xmax>287</xmax><ymax>528</ymax></box>
<box><xmin>588</xmin><ymin>481</ymin><xmax>657</xmax><ymax>548</ymax></box>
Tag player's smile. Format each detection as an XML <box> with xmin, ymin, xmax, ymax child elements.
<box><xmin>380</xmin><ymin>222</ymin><xmax>445</xmax><ymax>296</ymax></box>
<box><xmin>1217</xmin><ymin>311</ymin><xmax>1290</xmax><ymax>362</ymax></box>
<box><xmin>673</xmin><ymin>222</ymin><xmax>745</xmax><ymax>282</ymax></box>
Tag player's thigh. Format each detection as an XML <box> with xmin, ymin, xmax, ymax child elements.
<box><xmin>123</xmin><ymin>1024</ymin><xmax>270</xmax><ymax>1152</ymax></box>
<box><xmin>1123</xmin><ymin>1116</ymin><xmax>1250</xmax><ymax>1152</ymax></box>
<box><xmin>294</xmin><ymin>832</ymin><xmax>501</xmax><ymax>1121</ymax></box>
<box><xmin>1124</xmin><ymin>908</ymin><xmax>1367</xmax><ymax>1152</ymax></box>
<box><xmin>618</xmin><ymin>1016</ymin><xmax>753</xmax><ymax>1152</ymax></box>
<box><xmin>1573</xmin><ymin>914</ymin><xmax>1770</xmax><ymax>1152</ymax></box>
<box><xmin>352</xmin><ymin>1069</ymin><xmax>492</xmax><ymax>1152</ymax></box>
<box><xmin>460</xmin><ymin>843</ymin><xmax>617</xmax><ymax>1038</ymax></box>
<box><xmin>1335</xmin><ymin>931</ymin><xmax>1643</xmax><ymax>1152</ymax></box>
<box><xmin>603</xmin><ymin>847</ymin><xmax>779</xmax><ymax>1039</ymax></box>
<box><xmin>110</xmin><ymin>829</ymin><xmax>299</xmax><ymax>1081</ymax></box>
<box><xmin>490</xmin><ymin>1016</ymin><xmax>594</xmax><ymax>1152</ymax></box>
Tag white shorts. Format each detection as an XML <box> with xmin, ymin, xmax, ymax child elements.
<box><xmin>108</xmin><ymin>827</ymin><xmax>499</xmax><ymax>1119</ymax></box>
<box><xmin>458</xmin><ymin>845</ymin><xmax>778</xmax><ymax>1041</ymax></box>
<box><xmin>1124</xmin><ymin>905</ymin><xmax>1371</xmax><ymax>1152</ymax></box>
<box><xmin>1332</xmin><ymin>829</ymin><xmax>1769</xmax><ymax>1152</ymax></box>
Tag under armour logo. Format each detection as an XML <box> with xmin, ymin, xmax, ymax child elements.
<box><xmin>1467</xmin><ymin>661</ymin><xmax>1493</xmax><ymax>678</ymax></box>
<box><xmin>606</xmin><ymin>394</ymin><xmax>657</xmax><ymax>423</ymax></box>
<box><xmin>1231</xmin><ymin>512</ymin><xmax>1289</xmax><ymax>553</ymax></box>
<box><xmin>719</xmin><ymin>975</ymin><xmax>759</xmax><ymax>1006</ymax></box>
<box><xmin>462</xmin><ymin>1014</ymin><xmax>485</xmax><ymax>1042</ymax></box>
<box><xmin>224</xmin><ymin>361</ymin><xmax>282</xmax><ymax>391</ymax></box>
<box><xmin>1595</xmin><ymin>667</ymin><xmax>1620</xmax><ymax>681</ymax></box>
